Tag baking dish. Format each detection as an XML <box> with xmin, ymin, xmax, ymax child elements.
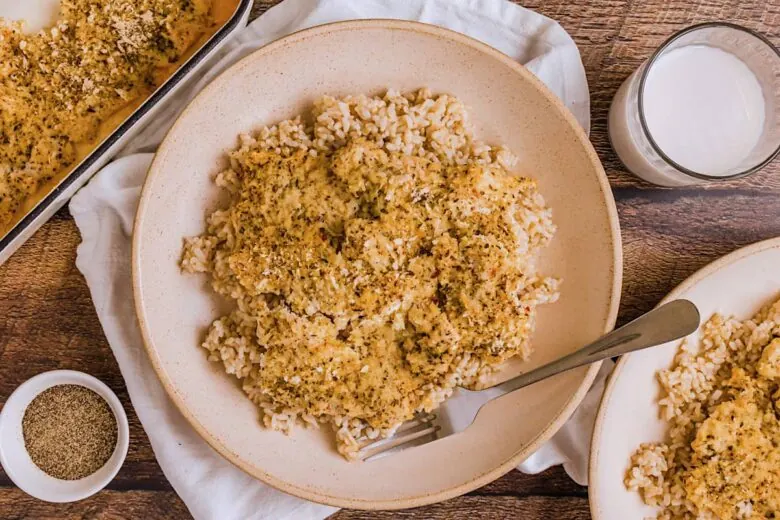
<box><xmin>0</xmin><ymin>0</ymin><xmax>253</xmax><ymax>265</ymax></box>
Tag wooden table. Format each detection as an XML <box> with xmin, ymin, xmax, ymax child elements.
<box><xmin>1</xmin><ymin>0</ymin><xmax>778</xmax><ymax>518</ymax></box>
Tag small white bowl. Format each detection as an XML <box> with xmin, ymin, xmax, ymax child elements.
<box><xmin>0</xmin><ymin>370</ymin><xmax>129</xmax><ymax>502</ymax></box>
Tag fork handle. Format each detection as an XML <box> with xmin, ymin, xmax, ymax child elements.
<box><xmin>489</xmin><ymin>299</ymin><xmax>700</xmax><ymax>394</ymax></box>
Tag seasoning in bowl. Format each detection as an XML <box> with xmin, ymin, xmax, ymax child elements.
<box><xmin>22</xmin><ymin>384</ymin><xmax>118</xmax><ymax>480</ymax></box>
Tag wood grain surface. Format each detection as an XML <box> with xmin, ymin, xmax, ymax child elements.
<box><xmin>1</xmin><ymin>0</ymin><xmax>778</xmax><ymax>518</ymax></box>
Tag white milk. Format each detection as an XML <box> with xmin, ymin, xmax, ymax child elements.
<box><xmin>0</xmin><ymin>0</ymin><xmax>61</xmax><ymax>34</ymax></box>
<box><xmin>609</xmin><ymin>45</ymin><xmax>766</xmax><ymax>185</ymax></box>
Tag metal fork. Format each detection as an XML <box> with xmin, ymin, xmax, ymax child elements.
<box><xmin>356</xmin><ymin>299</ymin><xmax>700</xmax><ymax>461</ymax></box>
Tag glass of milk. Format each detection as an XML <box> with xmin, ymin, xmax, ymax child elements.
<box><xmin>609</xmin><ymin>22</ymin><xmax>780</xmax><ymax>186</ymax></box>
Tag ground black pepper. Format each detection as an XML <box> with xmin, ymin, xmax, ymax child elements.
<box><xmin>22</xmin><ymin>384</ymin><xmax>118</xmax><ymax>480</ymax></box>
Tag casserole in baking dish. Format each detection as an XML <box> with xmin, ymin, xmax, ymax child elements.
<box><xmin>0</xmin><ymin>0</ymin><xmax>251</xmax><ymax>263</ymax></box>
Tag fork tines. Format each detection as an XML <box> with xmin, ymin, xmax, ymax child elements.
<box><xmin>357</xmin><ymin>413</ymin><xmax>439</xmax><ymax>461</ymax></box>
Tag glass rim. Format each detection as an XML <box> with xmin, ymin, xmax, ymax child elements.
<box><xmin>636</xmin><ymin>21</ymin><xmax>780</xmax><ymax>182</ymax></box>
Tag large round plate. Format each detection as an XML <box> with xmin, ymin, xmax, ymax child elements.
<box><xmin>133</xmin><ymin>20</ymin><xmax>621</xmax><ymax>509</ymax></box>
<box><xmin>590</xmin><ymin>237</ymin><xmax>780</xmax><ymax>519</ymax></box>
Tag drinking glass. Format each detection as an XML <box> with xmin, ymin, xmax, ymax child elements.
<box><xmin>608</xmin><ymin>22</ymin><xmax>780</xmax><ymax>186</ymax></box>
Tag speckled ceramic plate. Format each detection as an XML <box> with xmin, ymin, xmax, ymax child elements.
<box><xmin>590</xmin><ymin>237</ymin><xmax>780</xmax><ymax>519</ymax></box>
<box><xmin>133</xmin><ymin>20</ymin><xmax>621</xmax><ymax>509</ymax></box>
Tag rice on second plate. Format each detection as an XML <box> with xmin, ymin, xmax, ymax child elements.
<box><xmin>181</xmin><ymin>89</ymin><xmax>559</xmax><ymax>459</ymax></box>
<box><xmin>626</xmin><ymin>297</ymin><xmax>780</xmax><ymax>519</ymax></box>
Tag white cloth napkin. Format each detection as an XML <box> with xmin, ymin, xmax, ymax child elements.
<box><xmin>70</xmin><ymin>1</ymin><xmax>607</xmax><ymax>518</ymax></box>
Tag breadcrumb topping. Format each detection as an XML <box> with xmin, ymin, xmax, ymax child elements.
<box><xmin>0</xmin><ymin>0</ymin><xmax>214</xmax><ymax>230</ymax></box>
<box><xmin>184</xmin><ymin>138</ymin><xmax>558</xmax><ymax>430</ymax></box>
<box><xmin>181</xmin><ymin>89</ymin><xmax>559</xmax><ymax>458</ymax></box>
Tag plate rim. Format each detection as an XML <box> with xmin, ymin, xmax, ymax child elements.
<box><xmin>589</xmin><ymin>235</ymin><xmax>780</xmax><ymax>519</ymax></box>
<box><xmin>132</xmin><ymin>18</ymin><xmax>623</xmax><ymax>510</ymax></box>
